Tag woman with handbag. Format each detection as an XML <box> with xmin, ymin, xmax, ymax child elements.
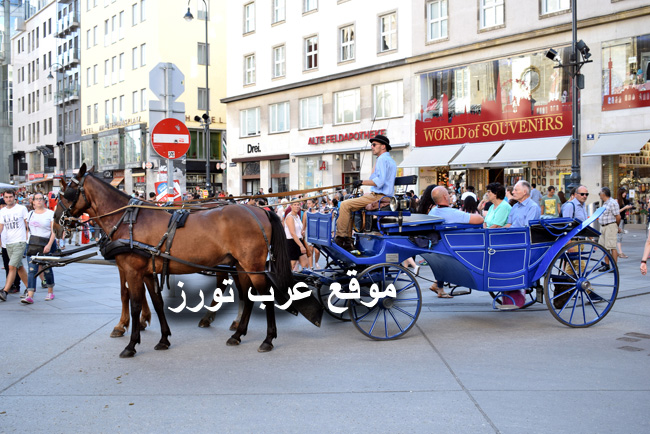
<box><xmin>285</xmin><ymin>202</ymin><xmax>309</xmax><ymax>271</ymax></box>
<box><xmin>21</xmin><ymin>193</ymin><xmax>56</xmax><ymax>304</ymax></box>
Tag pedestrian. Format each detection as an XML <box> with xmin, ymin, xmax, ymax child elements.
<box><xmin>640</xmin><ymin>224</ymin><xmax>650</xmax><ymax>275</ymax></box>
<box><xmin>22</xmin><ymin>193</ymin><xmax>56</xmax><ymax>304</ymax></box>
<box><xmin>597</xmin><ymin>187</ymin><xmax>620</xmax><ymax>271</ymax></box>
<box><xmin>0</xmin><ymin>197</ymin><xmax>21</xmax><ymax>294</ymax></box>
<box><xmin>460</xmin><ymin>185</ymin><xmax>477</xmax><ymax>201</ymax></box>
<box><xmin>616</xmin><ymin>187</ymin><xmax>634</xmax><ymax>259</ymax></box>
<box><xmin>284</xmin><ymin>202</ymin><xmax>308</xmax><ymax>271</ymax></box>
<box><xmin>540</xmin><ymin>185</ymin><xmax>561</xmax><ymax>218</ymax></box>
<box><xmin>530</xmin><ymin>182</ymin><xmax>543</xmax><ymax>205</ymax></box>
<box><xmin>561</xmin><ymin>185</ymin><xmax>589</xmax><ymax>220</ymax></box>
<box><xmin>0</xmin><ymin>190</ymin><xmax>29</xmax><ymax>302</ymax></box>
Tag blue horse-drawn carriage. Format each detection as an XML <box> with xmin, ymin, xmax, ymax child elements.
<box><xmin>298</xmin><ymin>183</ymin><xmax>618</xmax><ymax>341</ymax></box>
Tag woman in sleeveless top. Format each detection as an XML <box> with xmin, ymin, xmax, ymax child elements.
<box><xmin>285</xmin><ymin>202</ymin><xmax>308</xmax><ymax>270</ymax></box>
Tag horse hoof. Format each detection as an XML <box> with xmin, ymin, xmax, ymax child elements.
<box><xmin>258</xmin><ymin>343</ymin><xmax>274</xmax><ymax>353</ymax></box>
<box><xmin>119</xmin><ymin>348</ymin><xmax>136</xmax><ymax>358</ymax></box>
<box><xmin>110</xmin><ymin>328</ymin><xmax>125</xmax><ymax>338</ymax></box>
<box><xmin>229</xmin><ymin>321</ymin><xmax>239</xmax><ymax>331</ymax></box>
<box><xmin>226</xmin><ymin>337</ymin><xmax>241</xmax><ymax>346</ymax></box>
<box><xmin>198</xmin><ymin>319</ymin><xmax>211</xmax><ymax>328</ymax></box>
<box><xmin>154</xmin><ymin>342</ymin><xmax>170</xmax><ymax>351</ymax></box>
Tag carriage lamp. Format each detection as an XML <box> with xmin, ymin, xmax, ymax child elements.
<box><xmin>390</xmin><ymin>194</ymin><xmax>410</xmax><ymax>212</ymax></box>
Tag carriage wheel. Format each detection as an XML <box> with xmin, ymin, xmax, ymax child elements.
<box><xmin>318</xmin><ymin>279</ymin><xmax>351</xmax><ymax>322</ymax></box>
<box><xmin>349</xmin><ymin>263</ymin><xmax>422</xmax><ymax>340</ymax></box>
<box><xmin>489</xmin><ymin>288</ymin><xmax>538</xmax><ymax>310</ymax></box>
<box><xmin>544</xmin><ymin>240</ymin><xmax>618</xmax><ymax>327</ymax></box>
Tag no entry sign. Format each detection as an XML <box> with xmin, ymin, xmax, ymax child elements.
<box><xmin>151</xmin><ymin>118</ymin><xmax>190</xmax><ymax>159</ymax></box>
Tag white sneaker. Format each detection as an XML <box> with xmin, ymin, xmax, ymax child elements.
<box><xmin>413</xmin><ymin>265</ymin><xmax>420</xmax><ymax>276</ymax></box>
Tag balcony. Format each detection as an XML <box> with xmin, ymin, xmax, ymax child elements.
<box><xmin>55</xmin><ymin>11</ymin><xmax>80</xmax><ymax>37</ymax></box>
<box><xmin>56</xmin><ymin>49</ymin><xmax>80</xmax><ymax>71</ymax></box>
<box><xmin>55</xmin><ymin>85</ymin><xmax>80</xmax><ymax>106</ymax></box>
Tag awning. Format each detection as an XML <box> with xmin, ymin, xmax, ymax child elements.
<box><xmin>291</xmin><ymin>143</ymin><xmax>408</xmax><ymax>157</ymax></box>
<box><xmin>398</xmin><ymin>145</ymin><xmax>463</xmax><ymax>168</ymax></box>
<box><xmin>449</xmin><ymin>141</ymin><xmax>504</xmax><ymax>165</ymax></box>
<box><xmin>231</xmin><ymin>153</ymin><xmax>289</xmax><ymax>163</ymax></box>
<box><xmin>110</xmin><ymin>177</ymin><xmax>124</xmax><ymax>187</ymax></box>
<box><xmin>490</xmin><ymin>136</ymin><xmax>571</xmax><ymax>164</ymax></box>
<box><xmin>583</xmin><ymin>130</ymin><xmax>650</xmax><ymax>156</ymax></box>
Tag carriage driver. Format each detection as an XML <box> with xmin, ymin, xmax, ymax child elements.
<box><xmin>335</xmin><ymin>134</ymin><xmax>397</xmax><ymax>251</ymax></box>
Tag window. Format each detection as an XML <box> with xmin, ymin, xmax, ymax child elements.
<box><xmin>93</xmin><ymin>64</ymin><xmax>98</xmax><ymax>84</ymax></box>
<box><xmin>198</xmin><ymin>87</ymin><xmax>210</xmax><ymax>110</ymax></box>
<box><xmin>140</xmin><ymin>43</ymin><xmax>146</xmax><ymax>66</ymax></box>
<box><xmin>240</xmin><ymin>107</ymin><xmax>260</xmax><ymax>137</ymax></box>
<box><xmin>112</xmin><ymin>97</ymin><xmax>117</xmax><ymax>122</ymax></box>
<box><xmin>86</xmin><ymin>67</ymin><xmax>91</xmax><ymax>87</ymax></box>
<box><xmin>541</xmin><ymin>0</ymin><xmax>570</xmax><ymax>15</ymax></box>
<box><xmin>132</xmin><ymin>46</ymin><xmax>137</xmax><ymax>69</ymax></box>
<box><xmin>111</xmin><ymin>56</ymin><xmax>117</xmax><ymax>84</ymax></box>
<box><xmin>244</xmin><ymin>2</ymin><xmax>255</xmax><ymax>34</ymax></box>
<box><xmin>119</xmin><ymin>10</ymin><xmax>125</xmax><ymax>39</ymax></box>
<box><xmin>119</xmin><ymin>53</ymin><xmax>125</xmax><ymax>81</ymax></box>
<box><xmin>480</xmin><ymin>0</ymin><xmax>504</xmax><ymax>28</ymax></box>
<box><xmin>339</xmin><ymin>25</ymin><xmax>355</xmax><ymax>62</ymax></box>
<box><xmin>132</xmin><ymin>91</ymin><xmax>139</xmax><ymax>113</ymax></box>
<box><xmin>270</xmin><ymin>102</ymin><xmax>290</xmax><ymax>133</ymax></box>
<box><xmin>426</xmin><ymin>0</ymin><xmax>448</xmax><ymax>42</ymax></box>
<box><xmin>379</xmin><ymin>12</ymin><xmax>397</xmax><ymax>52</ymax></box>
<box><xmin>104</xmin><ymin>100</ymin><xmax>109</xmax><ymax>124</ymax></box>
<box><xmin>273</xmin><ymin>0</ymin><xmax>285</xmax><ymax>23</ymax></box>
<box><xmin>299</xmin><ymin>95</ymin><xmax>323</xmax><ymax>129</ymax></box>
<box><xmin>94</xmin><ymin>103</ymin><xmax>98</xmax><ymax>123</ymax></box>
<box><xmin>86</xmin><ymin>29</ymin><xmax>91</xmax><ymax>49</ymax></box>
<box><xmin>334</xmin><ymin>89</ymin><xmax>360</xmax><ymax>125</ymax></box>
<box><xmin>305</xmin><ymin>36</ymin><xmax>318</xmax><ymax>70</ymax></box>
<box><xmin>104</xmin><ymin>59</ymin><xmax>109</xmax><ymax>86</ymax></box>
<box><xmin>304</xmin><ymin>0</ymin><xmax>317</xmax><ymax>13</ymax></box>
<box><xmin>140</xmin><ymin>0</ymin><xmax>146</xmax><ymax>21</ymax></box>
<box><xmin>373</xmin><ymin>81</ymin><xmax>403</xmax><ymax>119</ymax></box>
<box><xmin>111</xmin><ymin>15</ymin><xmax>117</xmax><ymax>43</ymax></box>
<box><xmin>273</xmin><ymin>45</ymin><xmax>285</xmax><ymax>78</ymax></box>
<box><xmin>141</xmin><ymin>88</ymin><xmax>147</xmax><ymax>112</ymax></box>
<box><xmin>87</xmin><ymin>105</ymin><xmax>91</xmax><ymax>125</ymax></box>
<box><xmin>244</xmin><ymin>54</ymin><xmax>255</xmax><ymax>85</ymax></box>
<box><xmin>119</xmin><ymin>95</ymin><xmax>125</xmax><ymax>120</ymax></box>
<box><xmin>93</xmin><ymin>25</ymin><xmax>98</xmax><ymax>46</ymax></box>
<box><xmin>198</xmin><ymin>42</ymin><xmax>209</xmax><ymax>66</ymax></box>
<box><xmin>132</xmin><ymin>3</ymin><xmax>137</xmax><ymax>25</ymax></box>
<box><xmin>104</xmin><ymin>19</ymin><xmax>109</xmax><ymax>46</ymax></box>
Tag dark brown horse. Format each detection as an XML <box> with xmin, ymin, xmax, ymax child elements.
<box><xmin>54</xmin><ymin>164</ymin><xmax>321</xmax><ymax>357</ymax></box>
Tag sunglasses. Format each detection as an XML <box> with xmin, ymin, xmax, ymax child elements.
<box><xmin>577</xmin><ymin>192</ymin><xmax>589</xmax><ymax>197</ymax></box>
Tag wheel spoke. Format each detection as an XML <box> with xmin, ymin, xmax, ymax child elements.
<box><xmin>355</xmin><ymin>303</ymin><xmax>379</xmax><ymax>321</ymax></box>
<box><xmin>367</xmin><ymin>307</ymin><xmax>382</xmax><ymax>334</ymax></box>
<box><xmin>550</xmin><ymin>264</ymin><xmax>578</xmax><ymax>282</ymax></box>
<box><xmin>387</xmin><ymin>308</ymin><xmax>405</xmax><ymax>333</ymax></box>
<box><xmin>391</xmin><ymin>304</ymin><xmax>417</xmax><ymax>320</ymax></box>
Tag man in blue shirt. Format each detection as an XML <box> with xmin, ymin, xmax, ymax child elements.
<box><xmin>561</xmin><ymin>185</ymin><xmax>589</xmax><ymax>220</ymax></box>
<box><xmin>428</xmin><ymin>186</ymin><xmax>484</xmax><ymax>225</ymax></box>
<box><xmin>505</xmin><ymin>180</ymin><xmax>541</xmax><ymax>227</ymax></box>
<box><xmin>335</xmin><ymin>135</ymin><xmax>396</xmax><ymax>251</ymax></box>
<box><xmin>530</xmin><ymin>183</ymin><xmax>542</xmax><ymax>205</ymax></box>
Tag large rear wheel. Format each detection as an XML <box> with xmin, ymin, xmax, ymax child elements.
<box><xmin>544</xmin><ymin>240</ymin><xmax>618</xmax><ymax>327</ymax></box>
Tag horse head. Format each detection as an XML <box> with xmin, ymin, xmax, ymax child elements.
<box><xmin>53</xmin><ymin>163</ymin><xmax>95</xmax><ymax>237</ymax></box>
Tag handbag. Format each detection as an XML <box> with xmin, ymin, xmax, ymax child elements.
<box><xmin>26</xmin><ymin>235</ymin><xmax>50</xmax><ymax>256</ymax></box>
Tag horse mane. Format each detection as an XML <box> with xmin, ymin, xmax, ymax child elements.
<box><xmin>86</xmin><ymin>172</ymin><xmax>134</xmax><ymax>201</ymax></box>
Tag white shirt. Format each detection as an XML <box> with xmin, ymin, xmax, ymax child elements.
<box><xmin>461</xmin><ymin>192</ymin><xmax>477</xmax><ymax>201</ymax></box>
<box><xmin>0</xmin><ymin>204</ymin><xmax>29</xmax><ymax>245</ymax></box>
<box><xmin>28</xmin><ymin>209</ymin><xmax>54</xmax><ymax>239</ymax></box>
<box><xmin>284</xmin><ymin>213</ymin><xmax>303</xmax><ymax>240</ymax></box>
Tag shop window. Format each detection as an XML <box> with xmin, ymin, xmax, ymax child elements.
<box><xmin>124</xmin><ymin>127</ymin><xmax>143</xmax><ymax>165</ymax></box>
<box><xmin>373</xmin><ymin>80</ymin><xmax>403</xmax><ymax>119</ymax></box>
<box><xmin>378</xmin><ymin>12</ymin><xmax>397</xmax><ymax>53</ymax></box>
<box><xmin>299</xmin><ymin>95</ymin><xmax>323</xmax><ymax>129</ymax></box>
<box><xmin>243</xmin><ymin>161</ymin><xmax>260</xmax><ymax>176</ymax></box>
<box><xmin>334</xmin><ymin>88</ymin><xmax>360</xmax><ymax>125</ymax></box>
<box><xmin>601</xmin><ymin>33</ymin><xmax>650</xmax><ymax>111</ymax></box>
<box><xmin>271</xmin><ymin>159</ymin><xmax>289</xmax><ymax>193</ymax></box>
<box><xmin>298</xmin><ymin>157</ymin><xmax>324</xmax><ymax>190</ymax></box>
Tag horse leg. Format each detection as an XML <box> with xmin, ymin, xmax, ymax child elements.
<box><xmin>111</xmin><ymin>272</ymin><xmax>130</xmax><ymax>338</ymax></box>
<box><xmin>227</xmin><ymin>271</ymin><xmax>255</xmax><ymax>346</ymax></box>
<box><xmin>198</xmin><ymin>272</ymin><xmax>227</xmax><ymax>328</ymax></box>
<box><xmin>143</xmin><ymin>274</ymin><xmax>172</xmax><ymax>351</ymax></box>
<box><xmin>259</xmin><ymin>299</ymin><xmax>277</xmax><ymax>353</ymax></box>
<box><xmin>140</xmin><ymin>288</ymin><xmax>152</xmax><ymax>330</ymax></box>
<box><xmin>120</xmin><ymin>274</ymin><xmax>145</xmax><ymax>358</ymax></box>
<box><xmin>229</xmin><ymin>275</ymin><xmax>245</xmax><ymax>331</ymax></box>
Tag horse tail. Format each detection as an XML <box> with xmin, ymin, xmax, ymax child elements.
<box><xmin>266</xmin><ymin>210</ymin><xmax>294</xmax><ymax>293</ymax></box>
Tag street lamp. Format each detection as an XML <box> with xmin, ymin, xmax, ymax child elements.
<box><xmin>48</xmin><ymin>64</ymin><xmax>67</xmax><ymax>177</ymax></box>
<box><xmin>184</xmin><ymin>0</ymin><xmax>211</xmax><ymax>196</ymax></box>
<box><xmin>545</xmin><ymin>0</ymin><xmax>592</xmax><ymax>192</ymax></box>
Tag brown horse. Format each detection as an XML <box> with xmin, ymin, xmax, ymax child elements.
<box><xmin>54</xmin><ymin>164</ymin><xmax>321</xmax><ymax>357</ymax></box>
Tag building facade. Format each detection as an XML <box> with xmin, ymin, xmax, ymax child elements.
<box><xmin>224</xmin><ymin>0</ymin><xmax>650</xmax><ymax>222</ymax></box>
<box><xmin>80</xmin><ymin>0</ymin><xmax>227</xmax><ymax>197</ymax></box>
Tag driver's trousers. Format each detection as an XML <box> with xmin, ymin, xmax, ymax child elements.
<box><xmin>335</xmin><ymin>192</ymin><xmax>384</xmax><ymax>238</ymax></box>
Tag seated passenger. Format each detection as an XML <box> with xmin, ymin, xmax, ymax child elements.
<box><xmin>427</xmin><ymin>187</ymin><xmax>484</xmax><ymax>299</ymax></box>
<box><xmin>504</xmin><ymin>180</ymin><xmax>541</xmax><ymax>228</ymax></box>
<box><xmin>484</xmin><ymin>182</ymin><xmax>512</xmax><ymax>228</ymax></box>
<box><xmin>502</xmin><ymin>180</ymin><xmax>541</xmax><ymax>307</ymax></box>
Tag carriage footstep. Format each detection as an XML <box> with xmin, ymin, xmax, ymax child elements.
<box><xmin>495</xmin><ymin>304</ymin><xmax>520</xmax><ymax>311</ymax></box>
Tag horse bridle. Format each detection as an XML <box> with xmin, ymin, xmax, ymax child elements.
<box><xmin>57</xmin><ymin>172</ymin><xmax>90</xmax><ymax>230</ymax></box>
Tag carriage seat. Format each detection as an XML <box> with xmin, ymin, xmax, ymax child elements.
<box><xmin>363</xmin><ymin>175</ymin><xmax>419</xmax><ymax>212</ymax></box>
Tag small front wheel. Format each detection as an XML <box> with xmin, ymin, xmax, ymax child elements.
<box><xmin>349</xmin><ymin>263</ymin><xmax>422</xmax><ymax>340</ymax></box>
<box><xmin>544</xmin><ymin>240</ymin><xmax>618</xmax><ymax>327</ymax></box>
